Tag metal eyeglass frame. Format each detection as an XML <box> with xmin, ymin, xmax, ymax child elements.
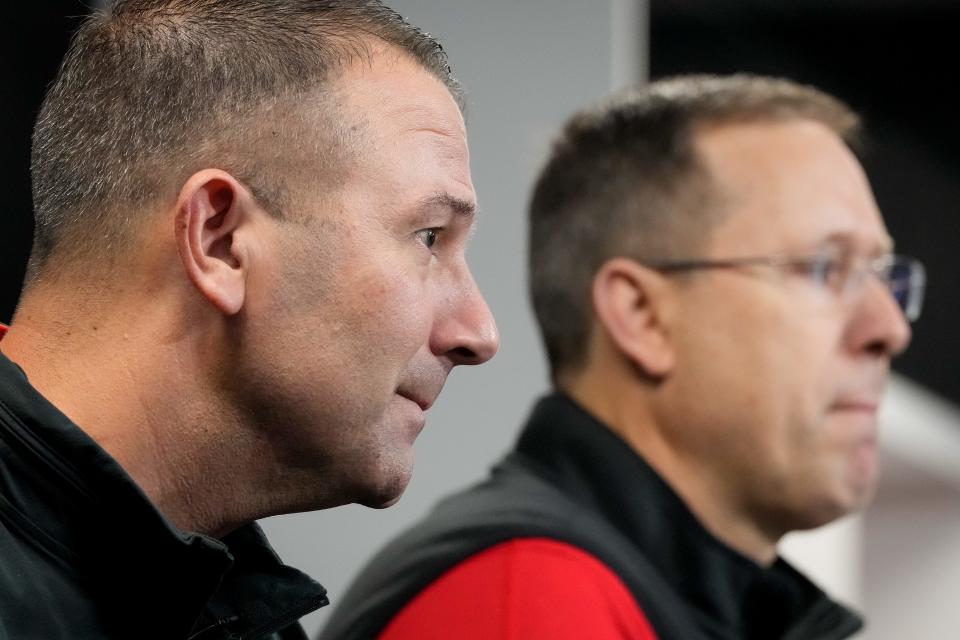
<box><xmin>646</xmin><ymin>252</ymin><xmax>927</xmax><ymax>322</ymax></box>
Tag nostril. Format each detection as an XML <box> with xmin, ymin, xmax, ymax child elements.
<box><xmin>864</xmin><ymin>339</ymin><xmax>888</xmax><ymax>358</ymax></box>
<box><xmin>450</xmin><ymin>346</ymin><xmax>478</xmax><ymax>363</ymax></box>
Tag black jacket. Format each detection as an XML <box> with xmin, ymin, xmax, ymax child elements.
<box><xmin>0</xmin><ymin>351</ymin><xmax>328</xmax><ymax>639</ymax></box>
<box><xmin>321</xmin><ymin>394</ymin><xmax>863</xmax><ymax>640</ymax></box>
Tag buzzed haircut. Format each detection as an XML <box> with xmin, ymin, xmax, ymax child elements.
<box><xmin>529</xmin><ymin>74</ymin><xmax>860</xmax><ymax>381</ymax></box>
<box><xmin>28</xmin><ymin>0</ymin><xmax>460</xmax><ymax>282</ymax></box>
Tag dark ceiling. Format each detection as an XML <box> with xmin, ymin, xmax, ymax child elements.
<box><xmin>1</xmin><ymin>2</ymin><xmax>86</xmax><ymax>324</ymax></box>
<box><xmin>655</xmin><ymin>0</ymin><xmax>960</xmax><ymax>17</ymax></box>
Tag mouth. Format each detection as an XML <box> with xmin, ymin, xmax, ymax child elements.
<box><xmin>830</xmin><ymin>400</ymin><xmax>879</xmax><ymax>415</ymax></box>
<box><xmin>829</xmin><ymin>398</ymin><xmax>882</xmax><ymax>445</ymax></box>
<box><xmin>396</xmin><ymin>390</ymin><xmax>434</xmax><ymax>412</ymax></box>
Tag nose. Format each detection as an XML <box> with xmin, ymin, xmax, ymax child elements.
<box><xmin>431</xmin><ymin>266</ymin><xmax>499</xmax><ymax>366</ymax></box>
<box><xmin>847</xmin><ymin>275</ymin><xmax>912</xmax><ymax>359</ymax></box>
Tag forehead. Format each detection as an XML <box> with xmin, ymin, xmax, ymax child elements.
<box><xmin>331</xmin><ymin>48</ymin><xmax>473</xmax><ymax>199</ymax></box>
<box><xmin>695</xmin><ymin>119</ymin><xmax>892</xmax><ymax>255</ymax></box>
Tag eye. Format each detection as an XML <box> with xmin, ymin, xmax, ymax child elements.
<box><xmin>801</xmin><ymin>252</ymin><xmax>849</xmax><ymax>292</ymax></box>
<box><xmin>417</xmin><ymin>228</ymin><xmax>439</xmax><ymax>249</ymax></box>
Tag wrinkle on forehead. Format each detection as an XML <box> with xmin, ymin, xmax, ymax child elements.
<box><xmin>392</xmin><ymin>101</ymin><xmax>469</xmax><ymax>162</ymax></box>
<box><xmin>392</xmin><ymin>103</ymin><xmax>473</xmax><ymax>195</ymax></box>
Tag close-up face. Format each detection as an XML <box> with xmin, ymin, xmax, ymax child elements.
<box><xmin>663</xmin><ymin>119</ymin><xmax>912</xmax><ymax>534</ymax></box>
<box><xmin>236</xmin><ymin>48</ymin><xmax>498</xmax><ymax>509</ymax></box>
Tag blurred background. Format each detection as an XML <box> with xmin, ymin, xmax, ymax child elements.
<box><xmin>3</xmin><ymin>1</ymin><xmax>958</xmax><ymax>638</ymax></box>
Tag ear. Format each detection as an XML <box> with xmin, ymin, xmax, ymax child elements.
<box><xmin>591</xmin><ymin>257</ymin><xmax>676</xmax><ymax>378</ymax></box>
<box><xmin>174</xmin><ymin>170</ymin><xmax>255</xmax><ymax>316</ymax></box>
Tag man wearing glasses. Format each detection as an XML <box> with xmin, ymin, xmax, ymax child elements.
<box><xmin>321</xmin><ymin>75</ymin><xmax>924</xmax><ymax>640</ymax></box>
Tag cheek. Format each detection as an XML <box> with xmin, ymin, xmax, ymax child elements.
<box><xmin>750</xmin><ymin>322</ymin><xmax>853</xmax><ymax>491</ymax></box>
<box><xmin>733</xmin><ymin>299</ymin><xmax>837</xmax><ymax>402</ymax></box>
<box><xmin>356</xmin><ymin>264</ymin><xmax>435</xmax><ymax>354</ymax></box>
<box><xmin>685</xmin><ymin>295</ymin><xmax>836</xmax><ymax>443</ymax></box>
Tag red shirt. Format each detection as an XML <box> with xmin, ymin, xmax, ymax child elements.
<box><xmin>380</xmin><ymin>538</ymin><xmax>658</xmax><ymax>640</ymax></box>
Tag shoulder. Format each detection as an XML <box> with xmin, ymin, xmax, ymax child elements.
<box><xmin>379</xmin><ymin>537</ymin><xmax>659</xmax><ymax>640</ymax></box>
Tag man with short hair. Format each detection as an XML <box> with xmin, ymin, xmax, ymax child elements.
<box><xmin>320</xmin><ymin>75</ymin><xmax>924</xmax><ymax>640</ymax></box>
<box><xmin>0</xmin><ymin>1</ymin><xmax>497</xmax><ymax>638</ymax></box>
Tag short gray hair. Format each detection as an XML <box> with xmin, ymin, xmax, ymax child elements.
<box><xmin>28</xmin><ymin>0</ymin><xmax>461</xmax><ymax>281</ymax></box>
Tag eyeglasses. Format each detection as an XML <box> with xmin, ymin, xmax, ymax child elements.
<box><xmin>647</xmin><ymin>250</ymin><xmax>926</xmax><ymax>322</ymax></box>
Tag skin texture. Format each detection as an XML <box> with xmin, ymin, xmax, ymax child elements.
<box><xmin>0</xmin><ymin>46</ymin><xmax>498</xmax><ymax>536</ymax></box>
<box><xmin>568</xmin><ymin>119</ymin><xmax>911</xmax><ymax>564</ymax></box>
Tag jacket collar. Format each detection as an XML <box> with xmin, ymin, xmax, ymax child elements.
<box><xmin>514</xmin><ymin>392</ymin><xmax>861</xmax><ymax>639</ymax></box>
<box><xmin>0</xmin><ymin>350</ymin><xmax>327</xmax><ymax>638</ymax></box>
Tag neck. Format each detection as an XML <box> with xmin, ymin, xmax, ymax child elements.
<box><xmin>563</xmin><ymin>363</ymin><xmax>780</xmax><ymax>566</ymax></box>
<box><xmin>1</xmin><ymin>287</ymin><xmax>276</xmax><ymax>538</ymax></box>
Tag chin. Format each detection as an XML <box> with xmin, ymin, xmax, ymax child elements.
<box><xmin>792</xmin><ymin>451</ymin><xmax>880</xmax><ymax>528</ymax></box>
<box><xmin>358</xmin><ymin>487</ymin><xmax>406</xmax><ymax>510</ymax></box>
<box><xmin>355</xmin><ymin>465</ymin><xmax>413</xmax><ymax>509</ymax></box>
<box><xmin>792</xmin><ymin>487</ymin><xmax>874</xmax><ymax>532</ymax></box>
<box><xmin>367</xmin><ymin>493</ymin><xmax>404</xmax><ymax>509</ymax></box>
<box><xmin>799</xmin><ymin>502</ymin><xmax>856</xmax><ymax>531</ymax></box>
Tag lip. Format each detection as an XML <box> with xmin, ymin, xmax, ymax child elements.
<box><xmin>829</xmin><ymin>400</ymin><xmax>881</xmax><ymax>445</ymax></box>
<box><xmin>830</xmin><ymin>400</ymin><xmax>879</xmax><ymax>414</ymax></box>
<box><xmin>831</xmin><ymin>401</ymin><xmax>878</xmax><ymax>413</ymax></box>
<box><xmin>396</xmin><ymin>390</ymin><xmax>434</xmax><ymax>412</ymax></box>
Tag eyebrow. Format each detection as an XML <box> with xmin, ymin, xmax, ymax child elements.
<box><xmin>416</xmin><ymin>192</ymin><xmax>477</xmax><ymax>218</ymax></box>
<box><xmin>820</xmin><ymin>231</ymin><xmax>895</xmax><ymax>255</ymax></box>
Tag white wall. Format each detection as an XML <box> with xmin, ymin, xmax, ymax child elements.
<box><xmin>862</xmin><ymin>377</ymin><xmax>960</xmax><ymax>639</ymax></box>
<box><xmin>259</xmin><ymin>3</ymin><xmax>648</xmax><ymax>636</ymax></box>
<box><xmin>863</xmin><ymin>479</ymin><xmax>960</xmax><ymax>639</ymax></box>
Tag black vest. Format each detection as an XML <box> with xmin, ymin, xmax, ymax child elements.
<box><xmin>320</xmin><ymin>394</ymin><xmax>862</xmax><ymax>640</ymax></box>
